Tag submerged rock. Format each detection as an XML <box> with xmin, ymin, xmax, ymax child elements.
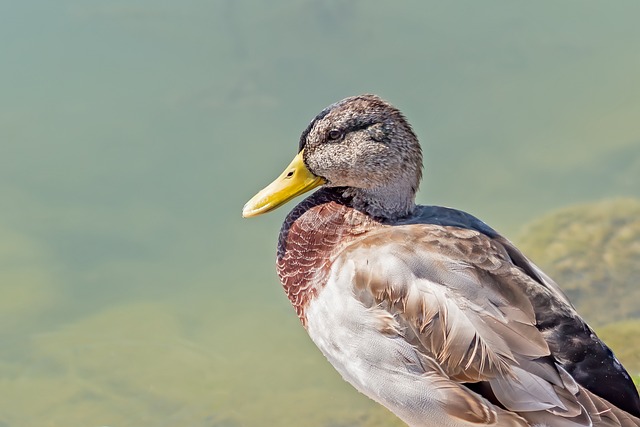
<box><xmin>596</xmin><ymin>319</ymin><xmax>640</xmax><ymax>375</ymax></box>
<box><xmin>517</xmin><ymin>198</ymin><xmax>640</xmax><ymax>326</ymax></box>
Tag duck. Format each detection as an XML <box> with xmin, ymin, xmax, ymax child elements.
<box><xmin>242</xmin><ymin>94</ymin><xmax>640</xmax><ymax>427</ymax></box>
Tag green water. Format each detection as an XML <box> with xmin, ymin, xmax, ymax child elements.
<box><xmin>1</xmin><ymin>1</ymin><xmax>639</xmax><ymax>426</ymax></box>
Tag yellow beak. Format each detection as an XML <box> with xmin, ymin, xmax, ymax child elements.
<box><xmin>242</xmin><ymin>150</ymin><xmax>326</xmax><ymax>218</ymax></box>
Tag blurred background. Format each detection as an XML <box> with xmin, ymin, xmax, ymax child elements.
<box><xmin>1</xmin><ymin>1</ymin><xmax>639</xmax><ymax>426</ymax></box>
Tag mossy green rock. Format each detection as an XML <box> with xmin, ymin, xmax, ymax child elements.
<box><xmin>517</xmin><ymin>198</ymin><xmax>640</xmax><ymax>326</ymax></box>
<box><xmin>596</xmin><ymin>319</ymin><xmax>640</xmax><ymax>376</ymax></box>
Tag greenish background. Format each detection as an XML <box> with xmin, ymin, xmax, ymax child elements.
<box><xmin>1</xmin><ymin>1</ymin><xmax>639</xmax><ymax>426</ymax></box>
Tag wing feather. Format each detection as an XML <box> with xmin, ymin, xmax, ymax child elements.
<box><xmin>343</xmin><ymin>224</ymin><xmax>640</xmax><ymax>426</ymax></box>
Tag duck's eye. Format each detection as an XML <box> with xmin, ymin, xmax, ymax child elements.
<box><xmin>327</xmin><ymin>129</ymin><xmax>343</xmax><ymax>141</ymax></box>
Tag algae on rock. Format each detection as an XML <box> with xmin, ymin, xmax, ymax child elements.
<box><xmin>517</xmin><ymin>198</ymin><xmax>640</xmax><ymax>326</ymax></box>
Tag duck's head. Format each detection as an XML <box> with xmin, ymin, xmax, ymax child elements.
<box><xmin>242</xmin><ymin>94</ymin><xmax>423</xmax><ymax>219</ymax></box>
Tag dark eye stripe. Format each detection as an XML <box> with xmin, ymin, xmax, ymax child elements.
<box><xmin>346</xmin><ymin>121</ymin><xmax>375</xmax><ymax>135</ymax></box>
<box><xmin>325</xmin><ymin>121</ymin><xmax>375</xmax><ymax>143</ymax></box>
<box><xmin>299</xmin><ymin>110</ymin><xmax>377</xmax><ymax>151</ymax></box>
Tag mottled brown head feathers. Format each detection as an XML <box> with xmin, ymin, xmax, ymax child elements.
<box><xmin>299</xmin><ymin>94</ymin><xmax>423</xmax><ymax>219</ymax></box>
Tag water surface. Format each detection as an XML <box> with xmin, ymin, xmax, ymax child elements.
<box><xmin>1</xmin><ymin>1</ymin><xmax>639</xmax><ymax>425</ymax></box>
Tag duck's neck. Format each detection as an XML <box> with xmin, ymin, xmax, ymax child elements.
<box><xmin>342</xmin><ymin>182</ymin><xmax>417</xmax><ymax>220</ymax></box>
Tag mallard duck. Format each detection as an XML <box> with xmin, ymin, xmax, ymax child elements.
<box><xmin>242</xmin><ymin>94</ymin><xmax>640</xmax><ymax>427</ymax></box>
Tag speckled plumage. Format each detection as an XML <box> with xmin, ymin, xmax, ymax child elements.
<box><xmin>276</xmin><ymin>189</ymin><xmax>378</xmax><ymax>324</ymax></box>
<box><xmin>258</xmin><ymin>95</ymin><xmax>640</xmax><ymax>426</ymax></box>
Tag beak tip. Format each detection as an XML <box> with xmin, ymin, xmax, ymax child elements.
<box><xmin>242</xmin><ymin>199</ymin><xmax>262</xmax><ymax>218</ymax></box>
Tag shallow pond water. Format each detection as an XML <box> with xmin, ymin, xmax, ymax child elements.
<box><xmin>1</xmin><ymin>1</ymin><xmax>639</xmax><ymax>426</ymax></box>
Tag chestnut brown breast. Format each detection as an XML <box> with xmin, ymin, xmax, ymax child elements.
<box><xmin>276</xmin><ymin>188</ymin><xmax>380</xmax><ymax>325</ymax></box>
